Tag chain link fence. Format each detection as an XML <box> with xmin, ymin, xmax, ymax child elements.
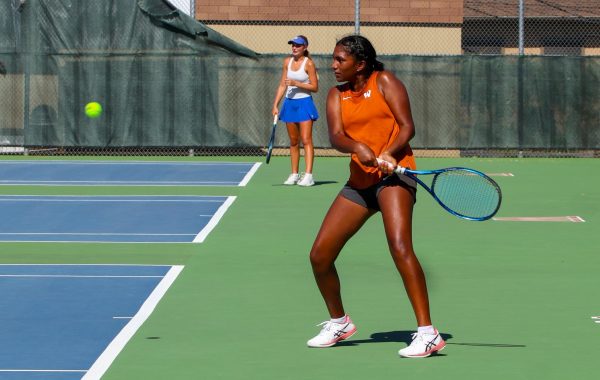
<box><xmin>463</xmin><ymin>0</ymin><xmax>600</xmax><ymax>56</ymax></box>
<box><xmin>1</xmin><ymin>0</ymin><xmax>599</xmax><ymax>157</ymax></box>
<box><xmin>169</xmin><ymin>0</ymin><xmax>195</xmax><ymax>18</ymax></box>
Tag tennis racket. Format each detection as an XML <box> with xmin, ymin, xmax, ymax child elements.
<box><xmin>266</xmin><ymin>114</ymin><xmax>278</xmax><ymax>164</ymax></box>
<box><xmin>377</xmin><ymin>159</ymin><xmax>501</xmax><ymax>221</ymax></box>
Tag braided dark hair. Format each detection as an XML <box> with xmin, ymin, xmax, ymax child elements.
<box><xmin>336</xmin><ymin>35</ymin><xmax>384</xmax><ymax>74</ymax></box>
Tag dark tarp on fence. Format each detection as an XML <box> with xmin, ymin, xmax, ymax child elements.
<box><xmin>1</xmin><ymin>0</ymin><xmax>599</xmax><ymax>151</ymax></box>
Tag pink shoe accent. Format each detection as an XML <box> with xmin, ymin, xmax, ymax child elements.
<box><xmin>423</xmin><ymin>339</ymin><xmax>446</xmax><ymax>356</ymax></box>
<box><xmin>321</xmin><ymin>325</ymin><xmax>357</xmax><ymax>346</ymax></box>
<box><xmin>338</xmin><ymin>326</ymin><xmax>357</xmax><ymax>341</ymax></box>
<box><xmin>400</xmin><ymin>329</ymin><xmax>446</xmax><ymax>358</ymax></box>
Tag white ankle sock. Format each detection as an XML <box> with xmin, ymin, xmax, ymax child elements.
<box><xmin>330</xmin><ymin>315</ymin><xmax>346</xmax><ymax>323</ymax></box>
<box><xmin>417</xmin><ymin>325</ymin><xmax>435</xmax><ymax>335</ymax></box>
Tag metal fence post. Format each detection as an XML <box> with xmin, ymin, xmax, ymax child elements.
<box><xmin>355</xmin><ymin>0</ymin><xmax>360</xmax><ymax>35</ymax></box>
<box><xmin>519</xmin><ymin>0</ymin><xmax>525</xmax><ymax>55</ymax></box>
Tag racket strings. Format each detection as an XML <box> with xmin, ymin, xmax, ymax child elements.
<box><xmin>431</xmin><ymin>170</ymin><xmax>501</xmax><ymax>219</ymax></box>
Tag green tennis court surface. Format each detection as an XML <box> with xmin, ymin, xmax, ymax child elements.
<box><xmin>0</xmin><ymin>156</ymin><xmax>598</xmax><ymax>379</ymax></box>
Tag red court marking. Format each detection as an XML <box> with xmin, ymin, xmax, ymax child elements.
<box><xmin>493</xmin><ymin>216</ymin><xmax>586</xmax><ymax>222</ymax></box>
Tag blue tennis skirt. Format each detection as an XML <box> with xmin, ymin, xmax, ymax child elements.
<box><xmin>279</xmin><ymin>96</ymin><xmax>319</xmax><ymax>123</ymax></box>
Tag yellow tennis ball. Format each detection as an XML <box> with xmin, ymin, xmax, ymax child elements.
<box><xmin>85</xmin><ymin>102</ymin><xmax>103</xmax><ymax>118</ymax></box>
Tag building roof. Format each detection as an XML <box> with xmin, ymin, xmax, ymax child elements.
<box><xmin>464</xmin><ymin>0</ymin><xmax>600</xmax><ymax>18</ymax></box>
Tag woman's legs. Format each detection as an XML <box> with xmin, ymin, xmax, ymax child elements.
<box><xmin>286</xmin><ymin>122</ymin><xmax>300</xmax><ymax>174</ymax></box>
<box><xmin>299</xmin><ymin>120</ymin><xmax>314</xmax><ymax>174</ymax></box>
<box><xmin>310</xmin><ymin>195</ymin><xmax>375</xmax><ymax>318</ymax></box>
<box><xmin>378</xmin><ymin>186</ymin><xmax>432</xmax><ymax>327</ymax></box>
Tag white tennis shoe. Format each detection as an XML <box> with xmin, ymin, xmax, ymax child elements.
<box><xmin>398</xmin><ymin>329</ymin><xmax>446</xmax><ymax>358</ymax></box>
<box><xmin>307</xmin><ymin>315</ymin><xmax>357</xmax><ymax>348</ymax></box>
<box><xmin>283</xmin><ymin>173</ymin><xmax>300</xmax><ymax>185</ymax></box>
<box><xmin>297</xmin><ymin>173</ymin><xmax>314</xmax><ymax>187</ymax></box>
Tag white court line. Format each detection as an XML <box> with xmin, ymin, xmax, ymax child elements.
<box><xmin>493</xmin><ymin>216</ymin><xmax>585</xmax><ymax>222</ymax></box>
<box><xmin>0</xmin><ymin>160</ymin><xmax>256</xmax><ymax>166</ymax></box>
<box><xmin>0</xmin><ymin>180</ymin><xmax>239</xmax><ymax>186</ymax></box>
<box><xmin>0</xmin><ymin>275</ymin><xmax>163</xmax><ymax>278</ymax></box>
<box><xmin>0</xmin><ymin>196</ymin><xmax>232</xmax><ymax>243</ymax></box>
<box><xmin>0</xmin><ymin>369</ymin><xmax>86</xmax><ymax>373</ymax></box>
<box><xmin>0</xmin><ymin>263</ymin><xmax>173</xmax><ymax>267</ymax></box>
<box><xmin>0</xmin><ymin>195</ymin><xmax>225</xmax><ymax>198</ymax></box>
<box><xmin>487</xmin><ymin>173</ymin><xmax>514</xmax><ymax>177</ymax></box>
<box><xmin>0</xmin><ymin>198</ymin><xmax>223</xmax><ymax>203</ymax></box>
<box><xmin>193</xmin><ymin>196</ymin><xmax>236</xmax><ymax>243</ymax></box>
<box><xmin>0</xmin><ymin>161</ymin><xmax>257</xmax><ymax>186</ymax></box>
<box><xmin>0</xmin><ymin>233</ymin><xmax>196</xmax><ymax>236</ymax></box>
<box><xmin>239</xmin><ymin>162</ymin><xmax>261</xmax><ymax>187</ymax></box>
<box><xmin>83</xmin><ymin>265</ymin><xmax>184</xmax><ymax>380</ymax></box>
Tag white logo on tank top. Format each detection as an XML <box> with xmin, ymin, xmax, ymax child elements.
<box><xmin>364</xmin><ymin>90</ymin><xmax>371</xmax><ymax>98</ymax></box>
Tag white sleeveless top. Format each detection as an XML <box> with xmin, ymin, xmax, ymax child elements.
<box><xmin>285</xmin><ymin>57</ymin><xmax>311</xmax><ymax>99</ymax></box>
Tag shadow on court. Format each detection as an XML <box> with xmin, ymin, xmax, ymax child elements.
<box><xmin>337</xmin><ymin>330</ymin><xmax>451</xmax><ymax>346</ymax></box>
<box><xmin>339</xmin><ymin>330</ymin><xmax>526</xmax><ymax>352</ymax></box>
<box><xmin>339</xmin><ymin>330</ymin><xmax>524</xmax><ymax>350</ymax></box>
<box><xmin>272</xmin><ymin>181</ymin><xmax>339</xmax><ymax>187</ymax></box>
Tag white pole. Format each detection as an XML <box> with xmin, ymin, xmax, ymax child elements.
<box><xmin>518</xmin><ymin>0</ymin><xmax>525</xmax><ymax>55</ymax></box>
<box><xmin>355</xmin><ymin>0</ymin><xmax>360</xmax><ymax>35</ymax></box>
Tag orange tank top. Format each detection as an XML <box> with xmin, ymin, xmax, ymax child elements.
<box><xmin>339</xmin><ymin>71</ymin><xmax>416</xmax><ymax>189</ymax></box>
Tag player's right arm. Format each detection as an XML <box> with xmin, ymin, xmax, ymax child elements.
<box><xmin>272</xmin><ymin>57</ymin><xmax>290</xmax><ymax>116</ymax></box>
<box><xmin>326</xmin><ymin>86</ymin><xmax>376</xmax><ymax>166</ymax></box>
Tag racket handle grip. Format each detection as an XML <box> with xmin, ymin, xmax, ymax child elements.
<box><xmin>273</xmin><ymin>114</ymin><xmax>279</xmax><ymax>124</ymax></box>
<box><xmin>376</xmin><ymin>158</ymin><xmax>406</xmax><ymax>174</ymax></box>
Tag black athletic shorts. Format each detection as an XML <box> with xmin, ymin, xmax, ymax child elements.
<box><xmin>339</xmin><ymin>173</ymin><xmax>417</xmax><ymax>211</ymax></box>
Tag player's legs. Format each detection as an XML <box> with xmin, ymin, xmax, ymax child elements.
<box><xmin>310</xmin><ymin>194</ymin><xmax>375</xmax><ymax>318</ymax></box>
<box><xmin>299</xmin><ymin>120</ymin><xmax>314</xmax><ymax>174</ymax></box>
<box><xmin>286</xmin><ymin>122</ymin><xmax>300</xmax><ymax>174</ymax></box>
<box><xmin>377</xmin><ymin>185</ymin><xmax>432</xmax><ymax>327</ymax></box>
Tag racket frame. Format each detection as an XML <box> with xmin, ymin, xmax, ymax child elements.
<box><xmin>266</xmin><ymin>114</ymin><xmax>278</xmax><ymax>164</ymax></box>
<box><xmin>377</xmin><ymin>159</ymin><xmax>502</xmax><ymax>221</ymax></box>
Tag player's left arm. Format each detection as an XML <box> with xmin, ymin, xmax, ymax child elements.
<box><xmin>377</xmin><ymin>70</ymin><xmax>415</xmax><ymax>171</ymax></box>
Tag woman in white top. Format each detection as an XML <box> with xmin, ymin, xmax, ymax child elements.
<box><xmin>272</xmin><ymin>35</ymin><xmax>319</xmax><ymax>187</ymax></box>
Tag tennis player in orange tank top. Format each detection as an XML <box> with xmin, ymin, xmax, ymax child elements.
<box><xmin>307</xmin><ymin>35</ymin><xmax>445</xmax><ymax>358</ymax></box>
<box><xmin>339</xmin><ymin>71</ymin><xmax>416</xmax><ymax>189</ymax></box>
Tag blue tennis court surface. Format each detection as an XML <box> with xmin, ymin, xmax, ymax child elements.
<box><xmin>0</xmin><ymin>195</ymin><xmax>235</xmax><ymax>243</ymax></box>
<box><xmin>0</xmin><ymin>264</ymin><xmax>183</xmax><ymax>380</ymax></box>
<box><xmin>0</xmin><ymin>160</ymin><xmax>260</xmax><ymax>186</ymax></box>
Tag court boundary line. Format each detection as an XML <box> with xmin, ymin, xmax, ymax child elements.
<box><xmin>493</xmin><ymin>216</ymin><xmax>585</xmax><ymax>222</ymax></box>
<box><xmin>0</xmin><ymin>181</ymin><xmax>243</xmax><ymax>186</ymax></box>
<box><xmin>0</xmin><ymin>369</ymin><xmax>87</xmax><ymax>373</ymax></box>
<box><xmin>0</xmin><ymin>275</ymin><xmax>164</xmax><ymax>278</ymax></box>
<box><xmin>0</xmin><ymin>160</ymin><xmax>258</xmax><ymax>187</ymax></box>
<box><xmin>239</xmin><ymin>162</ymin><xmax>261</xmax><ymax>187</ymax></box>
<box><xmin>0</xmin><ymin>160</ymin><xmax>256</xmax><ymax>166</ymax></box>
<box><xmin>0</xmin><ymin>195</ymin><xmax>226</xmax><ymax>202</ymax></box>
<box><xmin>0</xmin><ymin>195</ymin><xmax>234</xmax><ymax>243</ymax></box>
<box><xmin>193</xmin><ymin>196</ymin><xmax>237</xmax><ymax>243</ymax></box>
<box><xmin>82</xmin><ymin>265</ymin><xmax>184</xmax><ymax>380</ymax></box>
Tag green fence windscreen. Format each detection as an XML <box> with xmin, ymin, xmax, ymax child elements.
<box><xmin>1</xmin><ymin>0</ymin><xmax>599</xmax><ymax>153</ymax></box>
